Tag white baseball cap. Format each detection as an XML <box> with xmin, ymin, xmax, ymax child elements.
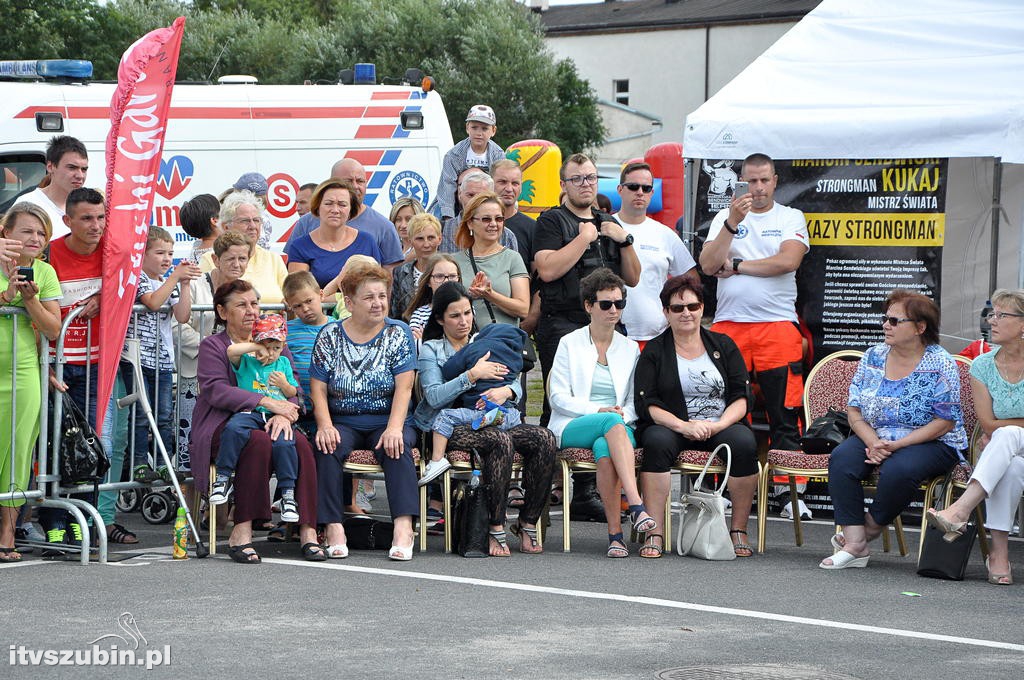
<box><xmin>466</xmin><ymin>104</ymin><xmax>496</xmax><ymax>126</ymax></box>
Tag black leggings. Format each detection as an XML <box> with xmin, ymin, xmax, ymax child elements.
<box><xmin>639</xmin><ymin>422</ymin><xmax>759</xmax><ymax>477</ymax></box>
<box><xmin>448</xmin><ymin>424</ymin><xmax>557</xmax><ymax>526</ymax></box>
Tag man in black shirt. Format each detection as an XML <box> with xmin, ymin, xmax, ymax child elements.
<box><xmin>533</xmin><ymin>153</ymin><xmax>641</xmax><ymax>519</ymax></box>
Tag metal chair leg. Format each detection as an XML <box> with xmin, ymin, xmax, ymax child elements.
<box><xmin>209</xmin><ymin>464</ymin><xmax>217</xmax><ymax>555</ymax></box>
<box><xmin>789</xmin><ymin>477</ymin><xmax>804</xmax><ymax>547</ymax></box>
<box><xmin>561</xmin><ymin>461</ymin><xmax>571</xmax><ymax>553</ymax></box>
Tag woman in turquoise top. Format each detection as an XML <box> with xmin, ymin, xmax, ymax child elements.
<box><xmin>0</xmin><ymin>203</ymin><xmax>63</xmax><ymax>562</ymax></box>
<box><xmin>548</xmin><ymin>269</ymin><xmax>655</xmax><ymax>558</ymax></box>
<box><xmin>927</xmin><ymin>288</ymin><xmax>1024</xmax><ymax>585</ymax></box>
<box><xmin>822</xmin><ymin>290</ymin><xmax>966</xmax><ymax>570</ymax></box>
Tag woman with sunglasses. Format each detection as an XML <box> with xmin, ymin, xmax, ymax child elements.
<box><xmin>548</xmin><ymin>269</ymin><xmax>656</xmax><ymax>557</ymax></box>
<box><xmin>926</xmin><ymin>289</ymin><xmax>1024</xmax><ymax>585</ymax></box>
<box><xmin>634</xmin><ymin>275</ymin><xmax>758</xmax><ymax>558</ymax></box>
<box><xmin>450</xmin><ymin>193</ymin><xmax>530</xmax><ymax>329</ymax></box>
<box><xmin>821</xmin><ymin>289</ymin><xmax>966</xmax><ymax>569</ymax></box>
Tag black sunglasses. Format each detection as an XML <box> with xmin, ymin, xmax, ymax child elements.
<box><xmin>596</xmin><ymin>299</ymin><xmax>627</xmax><ymax>310</ymax></box>
<box><xmin>621</xmin><ymin>182</ymin><xmax>654</xmax><ymax>194</ymax></box>
<box><xmin>668</xmin><ymin>302</ymin><xmax>703</xmax><ymax>313</ymax></box>
<box><xmin>881</xmin><ymin>315</ymin><xmax>914</xmax><ymax>327</ymax></box>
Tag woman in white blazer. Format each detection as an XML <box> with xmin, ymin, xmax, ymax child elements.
<box><xmin>549</xmin><ymin>268</ymin><xmax>656</xmax><ymax>557</ymax></box>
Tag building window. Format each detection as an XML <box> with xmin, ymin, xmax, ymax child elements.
<box><xmin>613</xmin><ymin>79</ymin><xmax>629</xmax><ymax>106</ymax></box>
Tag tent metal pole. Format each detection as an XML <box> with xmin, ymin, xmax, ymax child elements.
<box><xmin>990</xmin><ymin>157</ymin><xmax>1002</xmax><ymax>293</ymax></box>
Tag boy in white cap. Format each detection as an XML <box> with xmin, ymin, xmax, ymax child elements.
<box><xmin>430</xmin><ymin>104</ymin><xmax>505</xmax><ymax>221</ymax></box>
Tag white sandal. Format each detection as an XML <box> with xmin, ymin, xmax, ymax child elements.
<box><xmin>819</xmin><ymin>550</ymin><xmax>869</xmax><ymax>570</ymax></box>
<box><xmin>325</xmin><ymin>544</ymin><xmax>348</xmax><ymax>559</ymax></box>
<box><xmin>388</xmin><ymin>541</ymin><xmax>414</xmax><ymax>561</ymax></box>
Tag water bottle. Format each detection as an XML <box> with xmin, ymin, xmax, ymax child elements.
<box><xmin>468</xmin><ymin>470</ymin><xmax>482</xmax><ymax>488</ymax></box>
<box><xmin>980</xmin><ymin>300</ymin><xmax>993</xmax><ymax>341</ymax></box>
<box><xmin>172</xmin><ymin>507</ymin><xmax>188</xmax><ymax>560</ymax></box>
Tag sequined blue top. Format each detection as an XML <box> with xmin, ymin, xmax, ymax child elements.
<box><xmin>309</xmin><ymin>318</ymin><xmax>417</xmax><ymax>428</ymax></box>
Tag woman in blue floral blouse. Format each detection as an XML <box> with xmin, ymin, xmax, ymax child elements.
<box><xmin>821</xmin><ymin>290</ymin><xmax>966</xmax><ymax>570</ymax></box>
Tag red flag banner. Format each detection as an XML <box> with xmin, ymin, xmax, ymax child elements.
<box><xmin>97</xmin><ymin>17</ymin><xmax>185</xmax><ymax>436</ymax></box>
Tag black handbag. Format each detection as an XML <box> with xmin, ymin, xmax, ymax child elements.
<box><xmin>451</xmin><ymin>449</ymin><xmax>490</xmax><ymax>558</ymax></box>
<box><xmin>58</xmin><ymin>392</ymin><xmax>110</xmax><ymax>486</ymax></box>
<box><xmin>800</xmin><ymin>408</ymin><xmax>851</xmax><ymax>454</ymax></box>
<box><xmin>917</xmin><ymin>472</ymin><xmax>978</xmax><ymax>581</ymax></box>
<box><xmin>342</xmin><ymin>517</ymin><xmax>394</xmax><ymax>550</ymax></box>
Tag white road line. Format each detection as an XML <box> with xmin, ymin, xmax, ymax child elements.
<box><xmin>0</xmin><ymin>560</ymin><xmax>58</xmax><ymax>570</ymax></box>
<box><xmin>263</xmin><ymin>558</ymin><xmax>1024</xmax><ymax>653</ymax></box>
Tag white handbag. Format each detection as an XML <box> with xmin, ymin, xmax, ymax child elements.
<box><xmin>676</xmin><ymin>443</ymin><xmax>736</xmax><ymax>561</ymax></box>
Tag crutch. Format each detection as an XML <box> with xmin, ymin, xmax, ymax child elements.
<box><xmin>118</xmin><ymin>338</ymin><xmax>209</xmax><ymax>558</ymax></box>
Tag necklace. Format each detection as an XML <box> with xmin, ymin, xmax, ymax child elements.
<box><xmin>998</xmin><ymin>350</ymin><xmax>1024</xmax><ymax>384</ymax></box>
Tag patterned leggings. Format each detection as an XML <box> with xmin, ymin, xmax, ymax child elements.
<box><xmin>448</xmin><ymin>423</ymin><xmax>557</xmax><ymax>526</ymax></box>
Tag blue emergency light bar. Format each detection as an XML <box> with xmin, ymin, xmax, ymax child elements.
<box><xmin>353</xmin><ymin>63</ymin><xmax>376</xmax><ymax>85</ymax></box>
<box><xmin>0</xmin><ymin>59</ymin><xmax>93</xmax><ymax>80</ymax></box>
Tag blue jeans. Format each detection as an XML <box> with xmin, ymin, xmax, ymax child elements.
<box><xmin>218</xmin><ymin>411</ymin><xmax>298</xmax><ymax>490</ymax></box>
<box><xmin>119</xmin><ymin>361</ymin><xmax>173</xmax><ymax>469</ymax></box>
<box><xmin>828</xmin><ymin>434</ymin><xmax>958</xmax><ymax>526</ymax></box>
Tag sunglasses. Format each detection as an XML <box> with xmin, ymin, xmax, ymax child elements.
<box><xmin>596</xmin><ymin>299</ymin><xmax>627</xmax><ymax>310</ymax></box>
<box><xmin>881</xmin><ymin>316</ymin><xmax>914</xmax><ymax>327</ymax></box>
<box><xmin>668</xmin><ymin>302</ymin><xmax>703</xmax><ymax>313</ymax></box>
<box><xmin>621</xmin><ymin>182</ymin><xmax>654</xmax><ymax>194</ymax></box>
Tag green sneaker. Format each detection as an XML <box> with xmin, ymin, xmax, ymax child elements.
<box><xmin>68</xmin><ymin>522</ymin><xmax>84</xmax><ymax>543</ymax></box>
<box><xmin>133</xmin><ymin>465</ymin><xmax>162</xmax><ymax>483</ymax></box>
<box><xmin>41</xmin><ymin>528</ymin><xmax>67</xmax><ymax>557</ymax></box>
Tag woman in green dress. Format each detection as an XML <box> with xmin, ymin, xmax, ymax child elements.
<box><xmin>0</xmin><ymin>202</ymin><xmax>62</xmax><ymax>562</ymax></box>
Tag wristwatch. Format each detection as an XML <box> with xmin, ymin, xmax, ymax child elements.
<box><xmin>619</xmin><ymin>233</ymin><xmax>634</xmax><ymax>247</ymax></box>
<box><xmin>724</xmin><ymin>219</ymin><xmax>738</xmax><ymax>235</ymax></box>
<box><xmin>732</xmin><ymin>258</ymin><xmax>743</xmax><ymax>273</ymax></box>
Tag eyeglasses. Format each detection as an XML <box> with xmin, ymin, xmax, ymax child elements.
<box><xmin>621</xmin><ymin>182</ymin><xmax>654</xmax><ymax>194</ymax></box>
<box><xmin>882</xmin><ymin>316</ymin><xmax>914</xmax><ymax>327</ymax></box>
<box><xmin>668</xmin><ymin>302</ymin><xmax>703</xmax><ymax>313</ymax></box>
<box><xmin>566</xmin><ymin>174</ymin><xmax>599</xmax><ymax>187</ymax></box>
<box><xmin>986</xmin><ymin>311</ymin><xmax>1024</xmax><ymax>321</ymax></box>
<box><xmin>233</xmin><ymin>217</ymin><xmax>262</xmax><ymax>226</ymax></box>
<box><xmin>472</xmin><ymin>215</ymin><xmax>505</xmax><ymax>224</ymax></box>
<box><xmin>596</xmin><ymin>299</ymin><xmax>626</xmax><ymax>310</ymax></box>
<box><xmin>431</xmin><ymin>273</ymin><xmax>459</xmax><ymax>282</ymax></box>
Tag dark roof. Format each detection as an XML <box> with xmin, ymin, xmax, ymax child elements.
<box><xmin>539</xmin><ymin>0</ymin><xmax>822</xmax><ymax>35</ymax></box>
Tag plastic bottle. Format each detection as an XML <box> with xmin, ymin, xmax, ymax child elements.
<box><xmin>980</xmin><ymin>299</ymin><xmax>993</xmax><ymax>341</ymax></box>
<box><xmin>172</xmin><ymin>507</ymin><xmax>188</xmax><ymax>560</ymax></box>
<box><xmin>468</xmin><ymin>469</ymin><xmax>482</xmax><ymax>488</ymax></box>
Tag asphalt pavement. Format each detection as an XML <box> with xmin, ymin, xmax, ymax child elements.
<box><xmin>4</xmin><ymin>491</ymin><xmax>1022</xmax><ymax>680</ymax></box>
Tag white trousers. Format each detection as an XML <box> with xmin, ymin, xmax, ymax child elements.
<box><xmin>971</xmin><ymin>426</ymin><xmax>1024</xmax><ymax>532</ymax></box>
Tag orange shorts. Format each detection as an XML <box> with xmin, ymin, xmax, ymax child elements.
<box><xmin>710</xmin><ymin>320</ymin><xmax>804</xmax><ymax>409</ymax></box>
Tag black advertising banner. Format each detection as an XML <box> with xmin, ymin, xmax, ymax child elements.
<box><xmin>694</xmin><ymin>158</ymin><xmax>947</xmax><ymax>361</ymax></box>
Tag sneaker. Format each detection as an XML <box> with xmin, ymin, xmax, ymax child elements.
<box><xmin>157</xmin><ymin>466</ymin><xmax>187</xmax><ymax>484</ymax></box>
<box><xmin>133</xmin><ymin>465</ymin><xmax>162</xmax><ymax>483</ymax></box>
<box><xmin>780</xmin><ymin>497</ymin><xmax>813</xmax><ymax>520</ymax></box>
<box><xmin>280</xmin><ymin>494</ymin><xmax>299</xmax><ymax>523</ymax></box>
<box><xmin>20</xmin><ymin>523</ymin><xmax>46</xmax><ymax>542</ymax></box>
<box><xmin>41</xmin><ymin>527</ymin><xmax>67</xmax><ymax>557</ymax></box>
<box><xmin>418</xmin><ymin>459</ymin><xmax>451</xmax><ymax>487</ymax></box>
<box><xmin>360</xmin><ymin>480</ymin><xmax>377</xmax><ymax>501</ymax></box>
<box><xmin>12</xmin><ymin>528</ymin><xmax>36</xmax><ymax>554</ymax></box>
<box><xmin>209</xmin><ymin>478</ymin><xmax>232</xmax><ymax>506</ymax></box>
<box><xmin>425</xmin><ymin>507</ymin><xmax>445</xmax><ymax>536</ymax></box>
<box><xmin>355</xmin><ymin>488</ymin><xmax>372</xmax><ymax>512</ymax></box>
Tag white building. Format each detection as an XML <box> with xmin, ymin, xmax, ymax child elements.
<box><xmin>536</xmin><ymin>0</ymin><xmax>821</xmax><ymax>163</ymax></box>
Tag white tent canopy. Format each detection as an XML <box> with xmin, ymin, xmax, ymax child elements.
<box><xmin>684</xmin><ymin>0</ymin><xmax>1024</xmax><ymax>162</ymax></box>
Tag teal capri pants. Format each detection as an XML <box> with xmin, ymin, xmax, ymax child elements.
<box><xmin>560</xmin><ymin>412</ymin><xmax>636</xmax><ymax>461</ymax></box>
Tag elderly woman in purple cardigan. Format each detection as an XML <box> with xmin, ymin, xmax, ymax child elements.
<box><xmin>190</xmin><ymin>280</ymin><xmax>321</xmax><ymax>563</ymax></box>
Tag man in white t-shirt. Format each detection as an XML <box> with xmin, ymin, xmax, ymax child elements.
<box><xmin>699</xmin><ymin>153</ymin><xmax>809</xmax><ymax>450</ymax></box>
<box><xmin>614</xmin><ymin>162</ymin><xmax>696</xmax><ymax>345</ymax></box>
<box><xmin>13</xmin><ymin>135</ymin><xmax>89</xmax><ymax>239</ymax></box>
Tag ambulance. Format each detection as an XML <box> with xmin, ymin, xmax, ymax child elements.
<box><xmin>0</xmin><ymin>59</ymin><xmax>454</xmax><ymax>256</ymax></box>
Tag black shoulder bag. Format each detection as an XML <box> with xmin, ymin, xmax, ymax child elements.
<box><xmin>58</xmin><ymin>392</ymin><xmax>111</xmax><ymax>487</ymax></box>
<box><xmin>800</xmin><ymin>408</ymin><xmax>851</xmax><ymax>454</ymax></box>
<box><xmin>466</xmin><ymin>248</ymin><xmax>536</xmax><ymax>372</ymax></box>
<box><xmin>917</xmin><ymin>471</ymin><xmax>978</xmax><ymax>580</ymax></box>
<box><xmin>451</xmin><ymin>449</ymin><xmax>490</xmax><ymax>558</ymax></box>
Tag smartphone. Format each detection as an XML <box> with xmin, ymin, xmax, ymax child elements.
<box><xmin>733</xmin><ymin>181</ymin><xmax>749</xmax><ymax>199</ymax></box>
<box><xmin>17</xmin><ymin>266</ymin><xmax>33</xmax><ymax>282</ymax></box>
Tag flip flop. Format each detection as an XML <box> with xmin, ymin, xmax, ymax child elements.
<box><xmin>0</xmin><ymin>546</ymin><xmax>22</xmax><ymax>563</ymax></box>
<box><xmin>730</xmin><ymin>530</ymin><xmax>753</xmax><ymax>557</ymax></box>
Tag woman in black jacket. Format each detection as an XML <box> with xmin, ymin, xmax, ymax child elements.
<box><xmin>634</xmin><ymin>276</ymin><xmax>758</xmax><ymax>558</ymax></box>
